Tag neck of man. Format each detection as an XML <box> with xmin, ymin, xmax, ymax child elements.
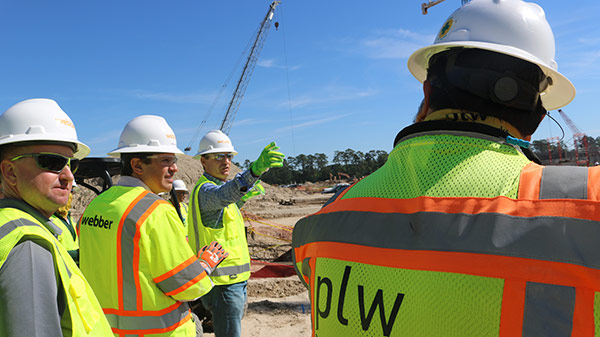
<box><xmin>423</xmin><ymin>109</ymin><xmax>529</xmax><ymax>141</ymax></box>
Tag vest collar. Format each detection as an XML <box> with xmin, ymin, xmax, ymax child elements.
<box><xmin>117</xmin><ymin>176</ymin><xmax>151</xmax><ymax>190</ymax></box>
<box><xmin>0</xmin><ymin>198</ymin><xmax>63</xmax><ymax>237</ymax></box>
<box><xmin>394</xmin><ymin>119</ymin><xmax>541</xmax><ymax>164</ymax></box>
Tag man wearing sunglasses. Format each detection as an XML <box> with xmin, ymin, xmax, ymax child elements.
<box><xmin>0</xmin><ymin>98</ymin><xmax>113</xmax><ymax>336</ymax></box>
<box><xmin>187</xmin><ymin>129</ymin><xmax>284</xmax><ymax>337</ymax></box>
<box><xmin>78</xmin><ymin>115</ymin><xmax>228</xmax><ymax>337</ymax></box>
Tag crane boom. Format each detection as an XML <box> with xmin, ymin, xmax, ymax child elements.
<box><xmin>557</xmin><ymin>109</ymin><xmax>582</xmax><ymax>135</ymax></box>
<box><xmin>219</xmin><ymin>1</ymin><xmax>281</xmax><ymax>134</ymax></box>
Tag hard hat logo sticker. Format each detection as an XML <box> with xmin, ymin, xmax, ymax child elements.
<box><xmin>438</xmin><ymin>18</ymin><xmax>454</xmax><ymax>40</ymax></box>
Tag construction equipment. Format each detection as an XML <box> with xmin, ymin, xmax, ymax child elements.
<box><xmin>558</xmin><ymin>109</ymin><xmax>590</xmax><ymax>166</ymax></box>
<box><xmin>185</xmin><ymin>1</ymin><xmax>281</xmax><ymax>152</ymax></box>
<box><xmin>422</xmin><ymin>0</ymin><xmax>470</xmax><ymax>14</ymax></box>
<box><xmin>545</xmin><ymin>136</ymin><xmax>563</xmax><ymax>164</ymax></box>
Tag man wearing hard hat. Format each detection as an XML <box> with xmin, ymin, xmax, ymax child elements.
<box><xmin>172</xmin><ymin>179</ymin><xmax>190</xmax><ymax>227</ymax></box>
<box><xmin>188</xmin><ymin>130</ymin><xmax>282</xmax><ymax>337</ymax></box>
<box><xmin>0</xmin><ymin>98</ymin><xmax>113</xmax><ymax>336</ymax></box>
<box><xmin>78</xmin><ymin>115</ymin><xmax>228</xmax><ymax>337</ymax></box>
<box><xmin>293</xmin><ymin>0</ymin><xmax>600</xmax><ymax>335</ymax></box>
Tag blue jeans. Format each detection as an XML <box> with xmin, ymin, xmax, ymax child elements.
<box><xmin>200</xmin><ymin>281</ymin><xmax>247</xmax><ymax>337</ymax></box>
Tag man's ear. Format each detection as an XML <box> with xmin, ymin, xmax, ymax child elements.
<box><xmin>415</xmin><ymin>80</ymin><xmax>432</xmax><ymax>122</ymax></box>
<box><xmin>130</xmin><ymin>158</ymin><xmax>144</xmax><ymax>176</ymax></box>
<box><xmin>0</xmin><ymin>160</ymin><xmax>17</xmax><ymax>187</ymax></box>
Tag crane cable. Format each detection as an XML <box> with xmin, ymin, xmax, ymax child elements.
<box><xmin>277</xmin><ymin>5</ymin><xmax>297</xmax><ymax>158</ymax></box>
<box><xmin>184</xmin><ymin>22</ymin><xmax>265</xmax><ymax>152</ymax></box>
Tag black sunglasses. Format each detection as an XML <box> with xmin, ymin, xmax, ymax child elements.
<box><xmin>10</xmin><ymin>152</ymin><xmax>80</xmax><ymax>174</ymax></box>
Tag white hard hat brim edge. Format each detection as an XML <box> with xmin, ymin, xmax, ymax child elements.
<box><xmin>0</xmin><ymin>134</ymin><xmax>90</xmax><ymax>159</ymax></box>
<box><xmin>407</xmin><ymin>41</ymin><xmax>576</xmax><ymax>110</ymax></box>
<box><xmin>107</xmin><ymin>144</ymin><xmax>184</xmax><ymax>157</ymax></box>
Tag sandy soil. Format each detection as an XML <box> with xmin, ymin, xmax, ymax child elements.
<box><xmin>71</xmin><ymin>155</ymin><xmax>345</xmax><ymax>337</ymax></box>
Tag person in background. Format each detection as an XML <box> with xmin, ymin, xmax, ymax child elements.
<box><xmin>293</xmin><ymin>0</ymin><xmax>600</xmax><ymax>335</ymax></box>
<box><xmin>78</xmin><ymin>115</ymin><xmax>228</xmax><ymax>337</ymax></box>
<box><xmin>51</xmin><ymin>181</ymin><xmax>79</xmax><ymax>264</ymax></box>
<box><xmin>0</xmin><ymin>98</ymin><xmax>112</xmax><ymax>336</ymax></box>
<box><xmin>172</xmin><ymin>179</ymin><xmax>190</xmax><ymax>227</ymax></box>
<box><xmin>188</xmin><ymin>129</ymin><xmax>281</xmax><ymax>337</ymax></box>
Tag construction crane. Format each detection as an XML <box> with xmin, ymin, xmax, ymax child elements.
<box><xmin>422</xmin><ymin>0</ymin><xmax>469</xmax><ymax>14</ymax></box>
<box><xmin>558</xmin><ymin>109</ymin><xmax>590</xmax><ymax>166</ymax></box>
<box><xmin>184</xmin><ymin>1</ymin><xmax>280</xmax><ymax>152</ymax></box>
<box><xmin>219</xmin><ymin>1</ymin><xmax>281</xmax><ymax>134</ymax></box>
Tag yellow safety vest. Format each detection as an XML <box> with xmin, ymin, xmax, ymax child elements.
<box><xmin>0</xmin><ymin>200</ymin><xmax>113</xmax><ymax>336</ymax></box>
<box><xmin>294</xmin><ymin>129</ymin><xmax>600</xmax><ymax>336</ymax></box>
<box><xmin>179</xmin><ymin>202</ymin><xmax>188</xmax><ymax>228</ymax></box>
<box><xmin>188</xmin><ymin>176</ymin><xmax>251</xmax><ymax>285</ymax></box>
<box><xmin>79</xmin><ymin>185</ymin><xmax>213</xmax><ymax>337</ymax></box>
<box><xmin>51</xmin><ymin>213</ymin><xmax>79</xmax><ymax>260</ymax></box>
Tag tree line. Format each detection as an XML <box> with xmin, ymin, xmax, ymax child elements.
<box><xmin>234</xmin><ymin>148</ymin><xmax>389</xmax><ymax>185</ymax></box>
<box><xmin>531</xmin><ymin>136</ymin><xmax>600</xmax><ymax>165</ymax></box>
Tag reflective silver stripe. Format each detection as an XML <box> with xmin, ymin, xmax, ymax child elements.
<box><xmin>211</xmin><ymin>263</ymin><xmax>251</xmax><ymax>276</ymax></box>
<box><xmin>120</xmin><ymin>193</ymin><xmax>160</xmax><ymax>311</ymax></box>
<box><xmin>191</xmin><ymin>183</ymin><xmax>202</xmax><ymax>253</ymax></box>
<box><xmin>104</xmin><ymin>303</ymin><xmax>190</xmax><ymax>331</ymax></box>
<box><xmin>155</xmin><ymin>259</ymin><xmax>206</xmax><ymax>294</ymax></box>
<box><xmin>522</xmin><ymin>282</ymin><xmax>575</xmax><ymax>337</ymax></box>
<box><xmin>293</xmin><ymin>210</ymin><xmax>600</xmax><ymax>269</ymax></box>
<box><xmin>0</xmin><ymin>218</ymin><xmax>72</xmax><ymax>276</ymax></box>
<box><xmin>540</xmin><ymin>166</ymin><xmax>588</xmax><ymax>199</ymax></box>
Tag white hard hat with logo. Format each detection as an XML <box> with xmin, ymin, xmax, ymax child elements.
<box><xmin>407</xmin><ymin>0</ymin><xmax>575</xmax><ymax>110</ymax></box>
<box><xmin>108</xmin><ymin>115</ymin><xmax>183</xmax><ymax>156</ymax></box>
<box><xmin>196</xmin><ymin>130</ymin><xmax>238</xmax><ymax>156</ymax></box>
<box><xmin>0</xmin><ymin>98</ymin><xmax>90</xmax><ymax>159</ymax></box>
<box><xmin>173</xmin><ymin>179</ymin><xmax>188</xmax><ymax>192</ymax></box>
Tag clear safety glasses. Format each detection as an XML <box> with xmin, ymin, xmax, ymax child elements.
<box><xmin>147</xmin><ymin>155</ymin><xmax>178</xmax><ymax>167</ymax></box>
<box><xmin>205</xmin><ymin>153</ymin><xmax>234</xmax><ymax>161</ymax></box>
<box><xmin>11</xmin><ymin>152</ymin><xmax>80</xmax><ymax>174</ymax></box>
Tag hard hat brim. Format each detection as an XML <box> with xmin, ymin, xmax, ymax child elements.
<box><xmin>407</xmin><ymin>41</ymin><xmax>576</xmax><ymax>110</ymax></box>
<box><xmin>0</xmin><ymin>134</ymin><xmax>91</xmax><ymax>159</ymax></box>
<box><xmin>107</xmin><ymin>144</ymin><xmax>184</xmax><ymax>157</ymax></box>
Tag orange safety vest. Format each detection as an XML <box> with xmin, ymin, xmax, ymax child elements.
<box><xmin>293</xmin><ymin>133</ymin><xmax>600</xmax><ymax>336</ymax></box>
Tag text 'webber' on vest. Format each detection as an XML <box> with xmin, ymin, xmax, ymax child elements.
<box><xmin>80</xmin><ymin>215</ymin><xmax>113</xmax><ymax>229</ymax></box>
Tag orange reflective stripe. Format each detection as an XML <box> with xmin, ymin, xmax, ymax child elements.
<box><xmin>316</xmin><ymin>195</ymin><xmax>600</xmax><ymax>222</ymax></box>
<box><xmin>588</xmin><ymin>167</ymin><xmax>600</xmax><ymax>201</ymax></box>
<box><xmin>132</xmin><ymin>199</ymin><xmax>161</xmax><ymax>310</ymax></box>
<box><xmin>163</xmin><ymin>270</ymin><xmax>208</xmax><ymax>296</ymax></box>
<box><xmin>498</xmin><ymin>280</ymin><xmax>525</xmax><ymax>337</ymax></box>
<box><xmin>154</xmin><ymin>255</ymin><xmax>197</xmax><ymax>283</ymax></box>
<box><xmin>295</xmin><ymin>241</ymin><xmax>600</xmax><ymax>289</ymax></box>
<box><xmin>111</xmin><ymin>311</ymin><xmax>192</xmax><ymax>335</ymax></box>
<box><xmin>572</xmin><ymin>288</ymin><xmax>595</xmax><ymax>336</ymax></box>
<box><xmin>103</xmin><ymin>301</ymin><xmax>182</xmax><ymax>316</ymax></box>
<box><xmin>518</xmin><ymin>162</ymin><xmax>542</xmax><ymax>200</ymax></box>
<box><xmin>116</xmin><ymin>190</ymin><xmax>149</xmax><ymax>311</ymax></box>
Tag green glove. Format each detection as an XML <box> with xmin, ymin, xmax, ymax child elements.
<box><xmin>241</xmin><ymin>182</ymin><xmax>265</xmax><ymax>202</ymax></box>
<box><xmin>251</xmin><ymin>142</ymin><xmax>285</xmax><ymax>176</ymax></box>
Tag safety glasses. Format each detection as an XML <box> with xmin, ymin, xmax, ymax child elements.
<box><xmin>147</xmin><ymin>155</ymin><xmax>178</xmax><ymax>167</ymax></box>
<box><xmin>10</xmin><ymin>152</ymin><xmax>80</xmax><ymax>173</ymax></box>
<box><xmin>205</xmin><ymin>153</ymin><xmax>234</xmax><ymax>161</ymax></box>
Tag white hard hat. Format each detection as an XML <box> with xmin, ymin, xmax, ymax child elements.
<box><xmin>108</xmin><ymin>115</ymin><xmax>183</xmax><ymax>156</ymax></box>
<box><xmin>0</xmin><ymin>98</ymin><xmax>90</xmax><ymax>159</ymax></box>
<box><xmin>196</xmin><ymin>130</ymin><xmax>238</xmax><ymax>156</ymax></box>
<box><xmin>173</xmin><ymin>179</ymin><xmax>188</xmax><ymax>192</ymax></box>
<box><xmin>407</xmin><ymin>0</ymin><xmax>575</xmax><ymax>110</ymax></box>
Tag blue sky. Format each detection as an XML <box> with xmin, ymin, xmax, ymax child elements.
<box><xmin>0</xmin><ymin>1</ymin><xmax>598</xmax><ymax>164</ymax></box>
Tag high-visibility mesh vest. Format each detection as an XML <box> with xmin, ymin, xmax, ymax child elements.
<box><xmin>79</xmin><ymin>185</ymin><xmax>212</xmax><ymax>337</ymax></box>
<box><xmin>0</xmin><ymin>200</ymin><xmax>113</xmax><ymax>336</ymax></box>
<box><xmin>51</xmin><ymin>213</ymin><xmax>79</xmax><ymax>262</ymax></box>
<box><xmin>188</xmin><ymin>176</ymin><xmax>251</xmax><ymax>285</ymax></box>
<box><xmin>179</xmin><ymin>202</ymin><xmax>188</xmax><ymax>228</ymax></box>
<box><xmin>293</xmin><ymin>131</ymin><xmax>600</xmax><ymax>337</ymax></box>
